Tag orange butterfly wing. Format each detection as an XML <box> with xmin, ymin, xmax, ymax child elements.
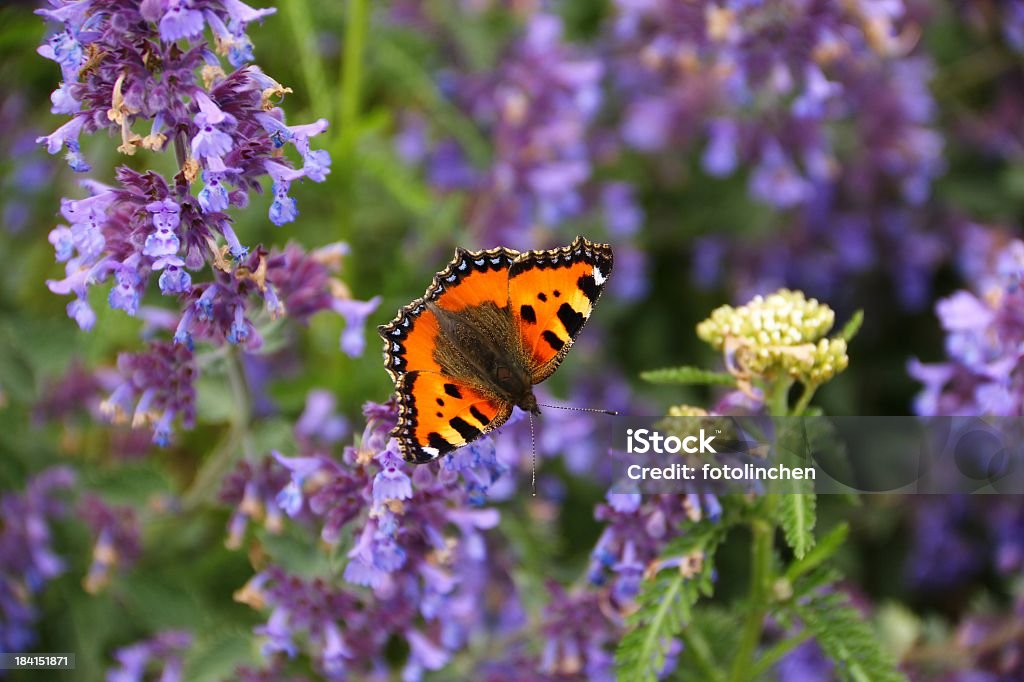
<box><xmin>380</xmin><ymin>246</ymin><xmax>519</xmax><ymax>381</ymax></box>
<box><xmin>509</xmin><ymin>236</ymin><xmax>613</xmax><ymax>382</ymax></box>
<box><xmin>380</xmin><ymin>238</ymin><xmax>612</xmax><ymax>463</ymax></box>
<box><xmin>380</xmin><ymin>246</ymin><xmax>520</xmax><ymax>462</ymax></box>
<box><xmin>393</xmin><ymin>371</ymin><xmax>512</xmax><ymax>462</ymax></box>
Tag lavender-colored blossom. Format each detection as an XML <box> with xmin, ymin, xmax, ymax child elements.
<box><xmin>80</xmin><ymin>495</ymin><xmax>141</xmax><ymax>594</ymax></box>
<box><xmin>910</xmin><ymin>233</ymin><xmax>1024</xmax><ymax>416</ymax></box>
<box><xmin>105</xmin><ymin>630</ymin><xmax>191</xmax><ymax>682</ymax></box>
<box><xmin>220</xmin><ymin>456</ymin><xmax>290</xmax><ymax>548</ymax></box>
<box><xmin>335</xmin><ymin>295</ymin><xmax>382</xmax><ymax>357</ymax></box>
<box><xmin>0</xmin><ymin>467</ymin><xmax>75</xmax><ymax>652</ymax></box>
<box><xmin>35</xmin><ymin>0</ymin><xmax>363</xmax><ymax>446</ymax></box>
<box><xmin>100</xmin><ymin>342</ymin><xmax>197</xmax><ymax>446</ymax></box>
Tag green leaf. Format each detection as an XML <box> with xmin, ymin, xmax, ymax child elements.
<box><xmin>184</xmin><ymin>627</ymin><xmax>257</xmax><ymax>682</ymax></box>
<box><xmin>774</xmin><ymin>422</ymin><xmax>816</xmax><ymax>559</ymax></box>
<box><xmin>779</xmin><ymin>492</ymin><xmax>816</xmax><ymax>559</ymax></box>
<box><xmin>789</xmin><ymin>590</ymin><xmax>907</xmax><ymax>682</ymax></box>
<box><xmin>785</xmin><ymin>523</ymin><xmax>849</xmax><ymax>583</ymax></box>
<box><xmin>640</xmin><ymin>366</ymin><xmax>737</xmax><ymax>387</ymax></box>
<box><xmin>839</xmin><ymin>310</ymin><xmax>864</xmax><ymax>342</ymax></box>
<box><xmin>615</xmin><ymin>523</ymin><xmax>725</xmax><ymax>682</ymax></box>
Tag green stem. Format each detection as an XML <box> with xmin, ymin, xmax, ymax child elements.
<box><xmin>182</xmin><ymin>349</ymin><xmax>252</xmax><ymax>510</ymax></box>
<box><xmin>766</xmin><ymin>377</ymin><xmax>793</xmax><ymax>417</ymax></box>
<box><xmin>791</xmin><ymin>382</ymin><xmax>819</xmax><ymax>417</ymax></box>
<box><xmin>336</xmin><ymin>0</ymin><xmax>369</xmax><ymax>237</ymax></box>
<box><xmin>748</xmin><ymin>629</ymin><xmax>813</xmax><ymax>679</ymax></box>
<box><xmin>729</xmin><ymin>507</ymin><xmax>776</xmax><ymax>682</ymax></box>
<box><xmin>282</xmin><ymin>0</ymin><xmax>332</xmax><ymax>117</ymax></box>
<box><xmin>681</xmin><ymin>626</ymin><xmax>727</xmax><ymax>682</ymax></box>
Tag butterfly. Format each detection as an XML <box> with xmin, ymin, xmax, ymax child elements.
<box><xmin>379</xmin><ymin>236</ymin><xmax>613</xmax><ymax>463</ymax></box>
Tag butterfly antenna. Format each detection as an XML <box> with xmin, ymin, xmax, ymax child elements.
<box><xmin>537</xmin><ymin>403</ymin><xmax>619</xmax><ymax>416</ymax></box>
<box><xmin>529</xmin><ymin>411</ymin><xmax>537</xmax><ymax>497</ymax></box>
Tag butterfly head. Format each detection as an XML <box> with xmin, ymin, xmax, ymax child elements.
<box><xmin>517</xmin><ymin>390</ymin><xmax>541</xmax><ymax>416</ymax></box>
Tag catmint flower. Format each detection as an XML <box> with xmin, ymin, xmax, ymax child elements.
<box><xmin>334</xmin><ymin>296</ymin><xmax>382</xmax><ymax>357</ymax></box>
<box><xmin>0</xmin><ymin>467</ymin><xmax>75</xmax><ymax>651</ymax></box>
<box><xmin>910</xmin><ymin>234</ymin><xmax>1024</xmax><ymax>416</ymax></box>
<box><xmin>155</xmin><ymin>257</ymin><xmax>192</xmax><ymax>295</ymax></box>
<box><xmin>36</xmin><ymin>0</ymin><xmax>345</xmax><ymax>446</ymax></box>
<box><xmin>106</xmin><ymin>630</ymin><xmax>192</xmax><ymax>682</ymax></box>
<box><xmin>80</xmin><ymin>496</ymin><xmax>140</xmax><ymax>595</ymax></box>
<box><xmin>372</xmin><ymin>444</ymin><xmax>413</xmax><ymax>505</ymax></box>
<box><xmin>159</xmin><ymin>0</ymin><xmax>205</xmax><ymax>41</ymax></box>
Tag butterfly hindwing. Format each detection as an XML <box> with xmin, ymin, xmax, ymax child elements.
<box><xmin>393</xmin><ymin>371</ymin><xmax>512</xmax><ymax>463</ymax></box>
<box><xmin>379</xmin><ymin>246</ymin><xmax>519</xmax><ymax>382</ymax></box>
<box><xmin>508</xmin><ymin>236</ymin><xmax>613</xmax><ymax>382</ymax></box>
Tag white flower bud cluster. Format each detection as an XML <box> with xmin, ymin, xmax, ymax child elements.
<box><xmin>696</xmin><ymin>289</ymin><xmax>848</xmax><ymax>383</ymax></box>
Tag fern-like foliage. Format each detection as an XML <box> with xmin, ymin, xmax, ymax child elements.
<box><xmin>640</xmin><ymin>366</ymin><xmax>738</xmax><ymax>387</ymax></box>
<box><xmin>789</xmin><ymin>589</ymin><xmax>907</xmax><ymax>682</ymax></box>
<box><xmin>774</xmin><ymin>421</ymin><xmax>817</xmax><ymax>559</ymax></box>
<box><xmin>615</xmin><ymin>523</ymin><xmax>725</xmax><ymax>682</ymax></box>
<box><xmin>779</xmin><ymin>490</ymin><xmax>816</xmax><ymax>560</ymax></box>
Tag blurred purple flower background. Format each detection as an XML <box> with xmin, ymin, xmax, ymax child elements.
<box><xmin>0</xmin><ymin>0</ymin><xmax>1022</xmax><ymax>679</ymax></box>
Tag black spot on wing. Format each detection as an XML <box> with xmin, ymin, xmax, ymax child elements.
<box><xmin>469</xmin><ymin>405</ymin><xmax>489</xmax><ymax>426</ymax></box>
<box><xmin>542</xmin><ymin>330</ymin><xmax>565</xmax><ymax>352</ymax></box>
<box><xmin>449</xmin><ymin>417</ymin><xmax>481</xmax><ymax>442</ymax></box>
<box><xmin>427</xmin><ymin>432</ymin><xmax>455</xmax><ymax>454</ymax></box>
<box><xmin>443</xmin><ymin>383</ymin><xmax>463</xmax><ymax>399</ymax></box>
<box><xmin>520</xmin><ymin>304</ymin><xmax>537</xmax><ymax>324</ymax></box>
<box><xmin>436</xmin><ymin>398</ymin><xmax>444</xmax><ymax>406</ymax></box>
<box><xmin>557</xmin><ymin>303</ymin><xmax>585</xmax><ymax>338</ymax></box>
<box><xmin>553</xmin><ymin>290</ymin><xmax>561</xmax><ymax>298</ymax></box>
<box><xmin>577</xmin><ymin>275</ymin><xmax>599</xmax><ymax>302</ymax></box>
<box><xmin>538</xmin><ymin>292</ymin><xmax>548</xmax><ymax>302</ymax></box>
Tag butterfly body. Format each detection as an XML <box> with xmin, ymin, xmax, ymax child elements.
<box><xmin>380</xmin><ymin>237</ymin><xmax>612</xmax><ymax>463</ymax></box>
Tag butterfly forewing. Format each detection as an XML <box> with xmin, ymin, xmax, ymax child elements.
<box><xmin>380</xmin><ymin>246</ymin><xmax>519</xmax><ymax>382</ymax></box>
<box><xmin>508</xmin><ymin>236</ymin><xmax>613</xmax><ymax>382</ymax></box>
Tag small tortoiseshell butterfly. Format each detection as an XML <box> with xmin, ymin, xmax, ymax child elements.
<box><xmin>379</xmin><ymin>236</ymin><xmax>613</xmax><ymax>463</ymax></box>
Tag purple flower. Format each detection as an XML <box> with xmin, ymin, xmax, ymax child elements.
<box><xmin>155</xmin><ymin>257</ymin><xmax>192</xmax><ymax>295</ymax></box>
<box><xmin>36</xmin><ymin>115</ymin><xmax>89</xmax><ymax>171</ymax></box>
<box><xmin>159</xmin><ymin>0</ymin><xmax>205</xmax><ymax>41</ymax></box>
<box><xmin>106</xmin><ymin>630</ymin><xmax>192</xmax><ymax>682</ymax></box>
<box><xmin>108</xmin><ymin>268</ymin><xmax>141</xmax><ymax>316</ymax></box>
<box><xmin>703</xmin><ymin>119</ymin><xmax>739</xmax><ymax>177</ymax></box>
<box><xmin>911</xmin><ymin>234</ymin><xmax>1024</xmax><ymax>417</ymax></box>
<box><xmin>372</xmin><ymin>445</ymin><xmax>413</xmax><ymax>505</ymax></box>
<box><xmin>295</xmin><ymin>390</ymin><xmax>349</xmax><ymax>445</ymax></box>
<box><xmin>191</xmin><ymin>112</ymin><xmax>234</xmax><ymax>159</ymax></box>
<box><xmin>334</xmin><ymin>295</ymin><xmax>382</xmax><ymax>357</ymax></box>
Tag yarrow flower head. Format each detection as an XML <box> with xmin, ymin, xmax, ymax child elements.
<box><xmin>697</xmin><ymin>289</ymin><xmax>849</xmax><ymax>384</ymax></box>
